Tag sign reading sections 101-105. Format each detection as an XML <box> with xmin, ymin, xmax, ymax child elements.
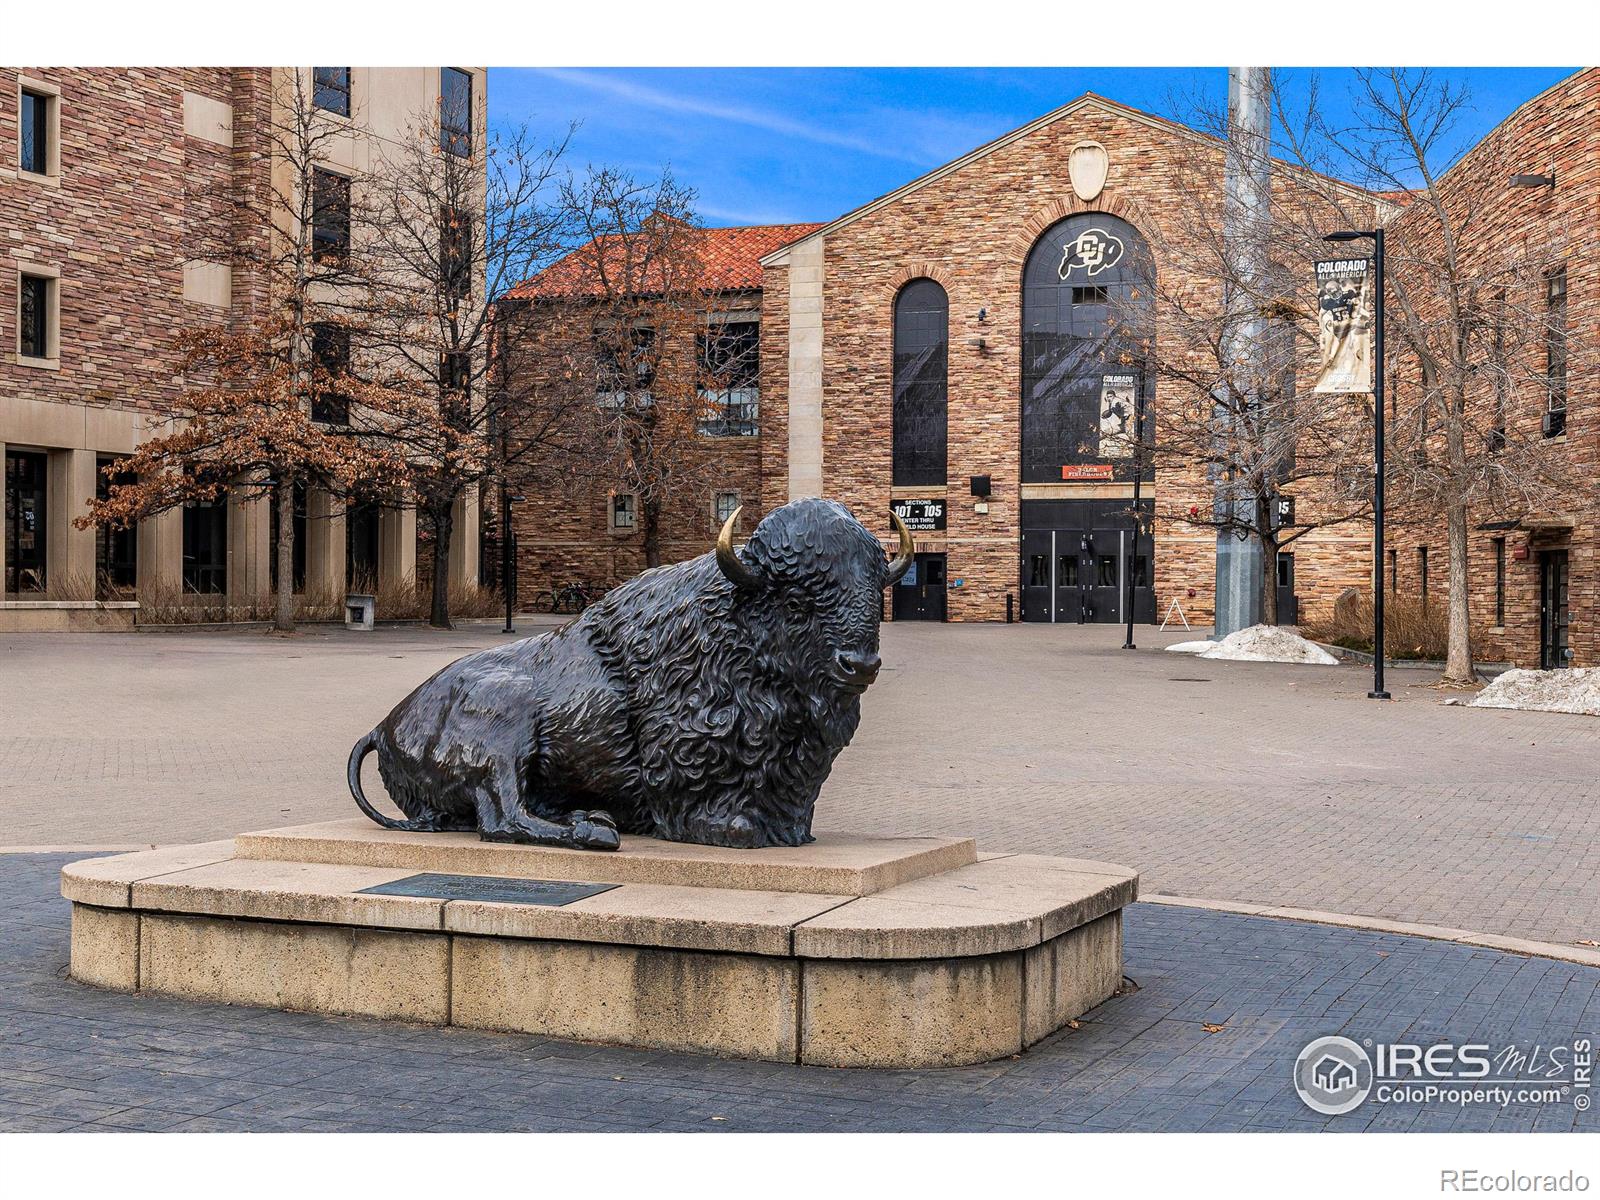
<box><xmin>891</xmin><ymin>499</ymin><xmax>947</xmax><ymax>532</ymax></box>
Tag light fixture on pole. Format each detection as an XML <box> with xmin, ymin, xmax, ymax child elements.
<box><xmin>1324</xmin><ymin>228</ymin><xmax>1390</xmax><ymax>700</ymax></box>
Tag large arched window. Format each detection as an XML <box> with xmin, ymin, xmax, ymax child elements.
<box><xmin>892</xmin><ymin>278</ymin><xmax>948</xmax><ymax>486</ymax></box>
<box><xmin>1021</xmin><ymin>213</ymin><xmax>1153</xmax><ymax>482</ymax></box>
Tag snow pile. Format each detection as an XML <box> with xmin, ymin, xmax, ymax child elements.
<box><xmin>1164</xmin><ymin>624</ymin><xmax>1339</xmax><ymax>665</ymax></box>
<box><xmin>1463</xmin><ymin>667</ymin><xmax>1600</xmax><ymax>717</ymax></box>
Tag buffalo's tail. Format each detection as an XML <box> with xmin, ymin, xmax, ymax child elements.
<box><xmin>347</xmin><ymin>730</ymin><xmax>425</xmax><ymax>831</ymax></box>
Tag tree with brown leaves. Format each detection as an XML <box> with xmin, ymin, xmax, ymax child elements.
<box><xmin>76</xmin><ymin>70</ymin><xmax>383</xmax><ymax>634</ymax></box>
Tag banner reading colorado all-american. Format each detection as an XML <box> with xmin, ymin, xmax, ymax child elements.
<box><xmin>1098</xmin><ymin>373</ymin><xmax>1137</xmax><ymax>458</ymax></box>
<box><xmin>1313</xmin><ymin>258</ymin><xmax>1374</xmax><ymax>394</ymax></box>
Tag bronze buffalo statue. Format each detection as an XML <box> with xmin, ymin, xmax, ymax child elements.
<box><xmin>348</xmin><ymin>497</ymin><xmax>913</xmax><ymax>850</ymax></box>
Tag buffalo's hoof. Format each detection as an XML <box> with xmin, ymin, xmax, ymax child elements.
<box><xmin>572</xmin><ymin>817</ymin><xmax>621</xmax><ymax>851</ymax></box>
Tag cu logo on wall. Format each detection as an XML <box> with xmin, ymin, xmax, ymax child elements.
<box><xmin>1058</xmin><ymin>227</ymin><xmax>1125</xmax><ymax>279</ymax></box>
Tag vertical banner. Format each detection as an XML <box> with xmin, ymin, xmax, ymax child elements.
<box><xmin>1098</xmin><ymin>373</ymin><xmax>1137</xmax><ymax>458</ymax></box>
<box><xmin>1313</xmin><ymin>259</ymin><xmax>1374</xmax><ymax>394</ymax></box>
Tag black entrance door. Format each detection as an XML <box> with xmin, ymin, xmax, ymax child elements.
<box><xmin>1540</xmin><ymin>549</ymin><xmax>1570</xmax><ymax>669</ymax></box>
<box><xmin>892</xmin><ymin>552</ymin><xmax>946</xmax><ymax>621</ymax></box>
<box><xmin>1020</xmin><ymin>499</ymin><xmax>1154</xmax><ymax>624</ymax></box>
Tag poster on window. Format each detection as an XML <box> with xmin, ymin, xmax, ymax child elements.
<box><xmin>1098</xmin><ymin>373</ymin><xmax>1137</xmax><ymax>458</ymax></box>
<box><xmin>1313</xmin><ymin>258</ymin><xmax>1374</xmax><ymax>394</ymax></box>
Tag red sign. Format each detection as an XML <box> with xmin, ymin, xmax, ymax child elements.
<box><xmin>1062</xmin><ymin>464</ymin><xmax>1114</xmax><ymax>481</ymax></box>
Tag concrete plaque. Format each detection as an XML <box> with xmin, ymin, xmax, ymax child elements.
<box><xmin>358</xmin><ymin>873</ymin><xmax>618</xmax><ymax>907</ymax></box>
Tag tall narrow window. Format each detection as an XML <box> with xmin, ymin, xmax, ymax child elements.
<box><xmin>697</xmin><ymin>321</ymin><xmax>760</xmax><ymax>436</ymax></box>
<box><xmin>19</xmin><ymin>273</ymin><xmax>50</xmax><ymax>359</ymax></box>
<box><xmin>441</xmin><ymin>206</ymin><xmax>472</xmax><ymax>303</ymax></box>
<box><xmin>1488</xmin><ymin>290</ymin><xmax>1507</xmax><ymax>453</ymax></box>
<box><xmin>20</xmin><ymin>88</ymin><xmax>51</xmax><ymax>175</ymax></box>
<box><xmin>1544</xmin><ymin>267</ymin><xmax>1567</xmax><ymax>437</ymax></box>
<box><xmin>311</xmin><ymin>168</ymin><xmax>350</xmax><ymax>264</ymax></box>
<box><xmin>310</xmin><ymin>323</ymin><xmax>350</xmax><ymax>425</ymax></box>
<box><xmin>312</xmin><ymin>68</ymin><xmax>351</xmax><ymax>117</ymax></box>
<box><xmin>182</xmin><ymin>499</ymin><xmax>228</xmax><ymax>595</ymax></box>
<box><xmin>1493</xmin><ymin>537</ymin><xmax>1506</xmax><ymax>626</ymax></box>
<box><xmin>1419</xmin><ymin>545</ymin><xmax>1429</xmax><ymax>603</ymax></box>
<box><xmin>440</xmin><ymin>68</ymin><xmax>473</xmax><ymax>156</ymax></box>
<box><xmin>95</xmin><ymin>456</ymin><xmax>138</xmax><ymax>595</ymax></box>
<box><xmin>4</xmin><ymin>449</ymin><xmax>49</xmax><ymax>594</ymax></box>
<box><xmin>269</xmin><ymin>477</ymin><xmax>308</xmax><ymax>594</ymax></box>
<box><xmin>892</xmin><ymin>279</ymin><xmax>948</xmax><ymax>486</ymax></box>
<box><xmin>1388</xmin><ymin>548</ymin><xmax>1397</xmax><ymax>595</ymax></box>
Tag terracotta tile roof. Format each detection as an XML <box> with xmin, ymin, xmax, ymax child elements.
<box><xmin>509</xmin><ymin>221</ymin><xmax>824</xmax><ymax>300</ymax></box>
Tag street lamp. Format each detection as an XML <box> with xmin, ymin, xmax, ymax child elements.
<box><xmin>1324</xmin><ymin>228</ymin><xmax>1390</xmax><ymax>700</ymax></box>
<box><xmin>500</xmin><ymin>487</ymin><xmax>524</xmax><ymax>635</ymax></box>
<box><xmin>1123</xmin><ymin>370</ymin><xmax>1147</xmax><ymax>651</ymax></box>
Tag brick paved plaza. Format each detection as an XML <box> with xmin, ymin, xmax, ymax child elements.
<box><xmin>3</xmin><ymin>622</ymin><xmax>1598</xmax><ymax>1135</ymax></box>
<box><xmin>4</xmin><ymin>622</ymin><xmax>1597</xmax><ymax>945</ymax></box>
<box><xmin>0</xmin><ymin>851</ymin><xmax>1592</xmax><ymax>1132</ymax></box>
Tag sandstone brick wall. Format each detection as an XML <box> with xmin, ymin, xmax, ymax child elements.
<box><xmin>1</xmin><ymin>68</ymin><xmax>262</xmax><ymax>419</ymax></box>
<box><xmin>1383</xmin><ymin>68</ymin><xmax>1597</xmax><ymax>666</ymax></box>
<box><xmin>792</xmin><ymin>99</ymin><xmax>1375</xmax><ymax>623</ymax></box>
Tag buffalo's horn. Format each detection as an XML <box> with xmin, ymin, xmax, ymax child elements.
<box><xmin>715</xmin><ymin>507</ymin><xmax>762</xmax><ymax>590</ymax></box>
<box><xmin>885</xmin><ymin>510</ymin><xmax>915</xmax><ymax>585</ymax></box>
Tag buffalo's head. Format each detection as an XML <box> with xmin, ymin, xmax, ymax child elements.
<box><xmin>715</xmin><ymin>498</ymin><xmax>912</xmax><ymax>696</ymax></box>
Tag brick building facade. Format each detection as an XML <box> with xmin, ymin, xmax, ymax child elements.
<box><xmin>1</xmin><ymin>67</ymin><xmax>486</xmax><ymax>629</ymax></box>
<box><xmin>1383</xmin><ymin>68</ymin><xmax>1598</xmax><ymax>668</ymax></box>
<box><xmin>509</xmin><ymin>91</ymin><xmax>1383</xmax><ymax>630</ymax></box>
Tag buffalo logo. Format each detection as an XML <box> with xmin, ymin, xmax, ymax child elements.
<box><xmin>1058</xmin><ymin>227</ymin><xmax>1125</xmax><ymax>279</ymax></box>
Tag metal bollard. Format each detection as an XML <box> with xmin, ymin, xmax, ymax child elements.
<box><xmin>1005</xmin><ymin>592</ymin><xmax>1015</xmax><ymax>623</ymax></box>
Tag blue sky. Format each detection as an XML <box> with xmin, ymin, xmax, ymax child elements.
<box><xmin>487</xmin><ymin>67</ymin><xmax>1577</xmax><ymax>227</ymax></box>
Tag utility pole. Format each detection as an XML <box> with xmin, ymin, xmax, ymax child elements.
<box><xmin>1213</xmin><ymin>67</ymin><xmax>1271</xmax><ymax>637</ymax></box>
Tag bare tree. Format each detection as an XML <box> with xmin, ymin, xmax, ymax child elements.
<box><xmin>1112</xmin><ymin>99</ymin><xmax>1376</xmax><ymax>626</ymax></box>
<box><xmin>78</xmin><ymin>69</ymin><xmax>379</xmax><ymax>633</ymax></box>
<box><xmin>1265</xmin><ymin>69</ymin><xmax>1575</xmax><ymax>682</ymax></box>
<box><xmin>511</xmin><ymin>167</ymin><xmax>751</xmax><ymax>571</ymax></box>
<box><xmin>348</xmin><ymin>116</ymin><xmax>574</xmax><ymax>628</ymax></box>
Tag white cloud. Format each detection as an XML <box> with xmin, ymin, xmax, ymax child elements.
<box><xmin>531</xmin><ymin>68</ymin><xmax>934</xmax><ymax>165</ymax></box>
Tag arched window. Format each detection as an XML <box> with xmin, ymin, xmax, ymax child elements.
<box><xmin>892</xmin><ymin>278</ymin><xmax>948</xmax><ymax>486</ymax></box>
<box><xmin>1021</xmin><ymin>214</ymin><xmax>1153</xmax><ymax>482</ymax></box>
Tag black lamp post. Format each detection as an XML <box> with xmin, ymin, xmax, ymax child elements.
<box><xmin>1324</xmin><ymin>228</ymin><xmax>1390</xmax><ymax>700</ymax></box>
<box><xmin>1123</xmin><ymin>371</ymin><xmax>1146</xmax><ymax>651</ymax></box>
<box><xmin>500</xmin><ymin>487</ymin><xmax>523</xmax><ymax>635</ymax></box>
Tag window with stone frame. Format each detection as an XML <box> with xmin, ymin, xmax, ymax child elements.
<box><xmin>609</xmin><ymin>492</ymin><xmax>637</xmax><ymax>532</ymax></box>
<box><xmin>696</xmin><ymin>321</ymin><xmax>759</xmax><ymax>436</ymax></box>
<box><xmin>441</xmin><ymin>206</ymin><xmax>473</xmax><ymax>304</ymax></box>
<box><xmin>595</xmin><ymin>327</ymin><xmax>655</xmax><ymax>408</ymax></box>
<box><xmin>20</xmin><ymin>87</ymin><xmax>54</xmax><ymax>175</ymax></box>
<box><xmin>18</xmin><ymin>272</ymin><xmax>51</xmax><ymax>358</ymax></box>
<box><xmin>1544</xmin><ymin>267</ymin><xmax>1567</xmax><ymax>438</ymax></box>
<box><xmin>313</xmin><ymin>68</ymin><xmax>351</xmax><ymax>117</ymax></box>
<box><xmin>310</xmin><ymin>322</ymin><xmax>351</xmax><ymax>425</ymax></box>
<box><xmin>311</xmin><ymin>168</ymin><xmax>351</xmax><ymax>264</ymax></box>
<box><xmin>440</xmin><ymin>68</ymin><xmax>473</xmax><ymax>156</ymax></box>
<box><xmin>892</xmin><ymin>279</ymin><xmax>948</xmax><ymax>486</ymax></box>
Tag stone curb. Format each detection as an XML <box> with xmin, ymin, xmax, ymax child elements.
<box><xmin>1140</xmin><ymin>894</ymin><xmax>1600</xmax><ymax>969</ymax></box>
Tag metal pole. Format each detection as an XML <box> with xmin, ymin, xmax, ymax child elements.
<box><xmin>1370</xmin><ymin>230</ymin><xmax>1390</xmax><ymax>699</ymax></box>
<box><xmin>1214</xmin><ymin>67</ymin><xmax>1271</xmax><ymax>638</ymax></box>
<box><xmin>501</xmin><ymin>480</ymin><xmax>514</xmax><ymax>635</ymax></box>
<box><xmin>1124</xmin><ymin>374</ymin><xmax>1144</xmax><ymax>650</ymax></box>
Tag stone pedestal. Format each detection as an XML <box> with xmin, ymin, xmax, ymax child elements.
<box><xmin>63</xmin><ymin>819</ymin><xmax>1137</xmax><ymax>1068</ymax></box>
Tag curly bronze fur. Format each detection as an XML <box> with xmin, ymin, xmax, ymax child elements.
<box><xmin>348</xmin><ymin>498</ymin><xmax>908</xmax><ymax>849</ymax></box>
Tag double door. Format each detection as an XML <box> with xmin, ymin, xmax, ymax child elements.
<box><xmin>891</xmin><ymin>552</ymin><xmax>947</xmax><ymax>621</ymax></box>
<box><xmin>1540</xmin><ymin>549</ymin><xmax>1570</xmax><ymax>669</ymax></box>
<box><xmin>1022</xmin><ymin>525</ymin><xmax>1153</xmax><ymax>624</ymax></box>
